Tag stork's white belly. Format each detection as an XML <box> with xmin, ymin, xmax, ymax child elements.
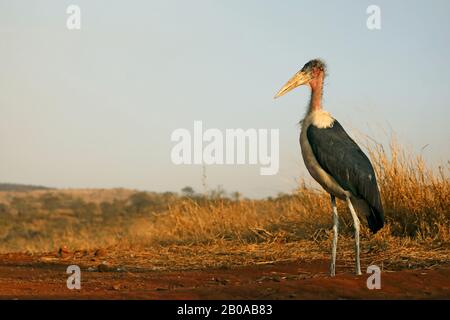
<box><xmin>299</xmin><ymin>111</ymin><xmax>351</xmax><ymax>199</ymax></box>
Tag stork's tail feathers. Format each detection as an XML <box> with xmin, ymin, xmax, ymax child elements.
<box><xmin>366</xmin><ymin>206</ymin><xmax>384</xmax><ymax>233</ymax></box>
<box><xmin>350</xmin><ymin>197</ymin><xmax>384</xmax><ymax>234</ymax></box>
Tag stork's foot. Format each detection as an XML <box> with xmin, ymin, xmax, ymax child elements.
<box><xmin>330</xmin><ymin>264</ymin><xmax>336</xmax><ymax>277</ymax></box>
<box><xmin>355</xmin><ymin>256</ymin><xmax>362</xmax><ymax>275</ymax></box>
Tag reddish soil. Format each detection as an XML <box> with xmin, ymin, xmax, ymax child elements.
<box><xmin>0</xmin><ymin>253</ymin><xmax>448</xmax><ymax>299</ymax></box>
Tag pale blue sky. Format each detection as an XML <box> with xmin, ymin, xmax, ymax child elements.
<box><xmin>0</xmin><ymin>0</ymin><xmax>449</xmax><ymax>197</ymax></box>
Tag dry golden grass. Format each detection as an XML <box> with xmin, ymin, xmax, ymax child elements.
<box><xmin>368</xmin><ymin>138</ymin><xmax>449</xmax><ymax>241</ymax></box>
<box><xmin>0</xmin><ymin>139</ymin><xmax>448</xmax><ymax>270</ymax></box>
<box><xmin>133</xmin><ymin>138</ymin><xmax>449</xmax><ymax>247</ymax></box>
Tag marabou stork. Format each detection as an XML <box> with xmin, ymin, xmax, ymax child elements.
<box><xmin>274</xmin><ymin>59</ymin><xmax>384</xmax><ymax>276</ymax></box>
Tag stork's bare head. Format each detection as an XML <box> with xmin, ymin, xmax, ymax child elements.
<box><xmin>274</xmin><ymin>59</ymin><xmax>326</xmax><ymax>99</ymax></box>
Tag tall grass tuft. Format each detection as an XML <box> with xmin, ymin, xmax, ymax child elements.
<box><xmin>368</xmin><ymin>138</ymin><xmax>449</xmax><ymax>241</ymax></box>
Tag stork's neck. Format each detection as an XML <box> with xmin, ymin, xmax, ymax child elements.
<box><xmin>307</xmin><ymin>72</ymin><xmax>324</xmax><ymax>113</ymax></box>
<box><xmin>302</xmin><ymin>72</ymin><xmax>334</xmax><ymax>129</ymax></box>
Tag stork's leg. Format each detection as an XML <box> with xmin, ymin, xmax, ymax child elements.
<box><xmin>346</xmin><ymin>197</ymin><xmax>362</xmax><ymax>275</ymax></box>
<box><xmin>330</xmin><ymin>195</ymin><xmax>339</xmax><ymax>277</ymax></box>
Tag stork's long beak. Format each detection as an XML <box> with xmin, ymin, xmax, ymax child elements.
<box><xmin>274</xmin><ymin>71</ymin><xmax>312</xmax><ymax>99</ymax></box>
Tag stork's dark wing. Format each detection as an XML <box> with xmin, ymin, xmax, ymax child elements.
<box><xmin>307</xmin><ymin>120</ymin><xmax>384</xmax><ymax>233</ymax></box>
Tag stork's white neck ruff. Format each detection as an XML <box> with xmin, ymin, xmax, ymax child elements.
<box><xmin>304</xmin><ymin>110</ymin><xmax>335</xmax><ymax>129</ymax></box>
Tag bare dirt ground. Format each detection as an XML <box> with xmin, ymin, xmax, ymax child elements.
<box><xmin>0</xmin><ymin>252</ymin><xmax>448</xmax><ymax>299</ymax></box>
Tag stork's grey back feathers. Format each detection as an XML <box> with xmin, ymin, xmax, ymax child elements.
<box><xmin>307</xmin><ymin>120</ymin><xmax>384</xmax><ymax>233</ymax></box>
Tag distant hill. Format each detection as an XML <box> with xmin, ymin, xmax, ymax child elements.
<box><xmin>0</xmin><ymin>183</ymin><xmax>53</xmax><ymax>192</ymax></box>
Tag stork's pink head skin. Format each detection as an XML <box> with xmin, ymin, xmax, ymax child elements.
<box><xmin>274</xmin><ymin>59</ymin><xmax>326</xmax><ymax>99</ymax></box>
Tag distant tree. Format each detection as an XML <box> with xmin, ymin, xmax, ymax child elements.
<box><xmin>181</xmin><ymin>186</ymin><xmax>195</xmax><ymax>197</ymax></box>
<box><xmin>128</xmin><ymin>192</ymin><xmax>153</xmax><ymax>214</ymax></box>
<box><xmin>231</xmin><ymin>191</ymin><xmax>242</xmax><ymax>201</ymax></box>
